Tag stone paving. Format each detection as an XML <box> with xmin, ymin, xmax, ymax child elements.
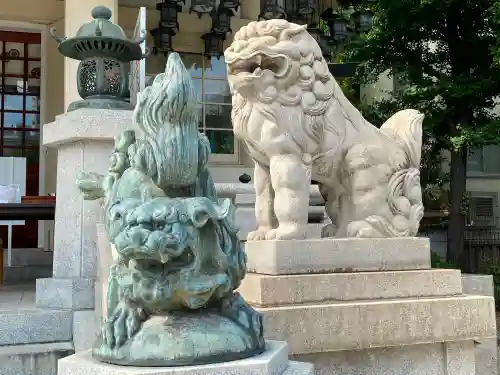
<box><xmin>0</xmin><ymin>283</ymin><xmax>35</xmax><ymax>309</ymax></box>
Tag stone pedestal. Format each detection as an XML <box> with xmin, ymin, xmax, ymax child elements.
<box><xmin>58</xmin><ymin>341</ymin><xmax>312</xmax><ymax>375</ymax></box>
<box><xmin>238</xmin><ymin>238</ymin><xmax>497</xmax><ymax>375</ymax></box>
<box><xmin>39</xmin><ymin>108</ymin><xmax>134</xmax><ymax>352</ymax></box>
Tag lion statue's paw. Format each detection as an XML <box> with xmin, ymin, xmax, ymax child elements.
<box><xmin>247</xmin><ymin>228</ymin><xmax>270</xmax><ymax>241</ymax></box>
<box><xmin>265</xmin><ymin>224</ymin><xmax>308</xmax><ymax>240</ymax></box>
<box><xmin>102</xmin><ymin>298</ymin><xmax>149</xmax><ymax>349</ymax></box>
<box><xmin>321</xmin><ymin>223</ymin><xmax>337</xmax><ymax>238</ymax></box>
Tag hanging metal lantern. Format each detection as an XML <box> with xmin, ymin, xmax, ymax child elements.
<box><xmin>325</xmin><ymin>14</ymin><xmax>351</xmax><ymax>43</ymax></box>
<box><xmin>151</xmin><ymin>26</ymin><xmax>176</xmax><ymax>55</ymax></box>
<box><xmin>50</xmin><ymin>6</ymin><xmax>146</xmax><ymax>112</ymax></box>
<box><xmin>259</xmin><ymin>0</ymin><xmax>286</xmax><ymax>20</ymax></box>
<box><xmin>297</xmin><ymin>0</ymin><xmax>315</xmax><ymax>17</ymax></box>
<box><xmin>285</xmin><ymin>0</ymin><xmax>316</xmax><ymax>25</ymax></box>
<box><xmin>220</xmin><ymin>0</ymin><xmax>241</xmax><ymax>12</ymax></box>
<box><xmin>351</xmin><ymin>9</ymin><xmax>374</xmax><ymax>31</ymax></box>
<box><xmin>190</xmin><ymin>0</ymin><xmax>215</xmax><ymax>18</ymax></box>
<box><xmin>212</xmin><ymin>6</ymin><xmax>234</xmax><ymax>34</ymax></box>
<box><xmin>201</xmin><ymin>31</ymin><xmax>225</xmax><ymax>59</ymax></box>
<box><xmin>157</xmin><ymin>0</ymin><xmax>182</xmax><ymax>31</ymax></box>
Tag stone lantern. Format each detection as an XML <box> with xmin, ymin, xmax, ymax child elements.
<box><xmin>50</xmin><ymin>6</ymin><xmax>147</xmax><ymax>111</ymax></box>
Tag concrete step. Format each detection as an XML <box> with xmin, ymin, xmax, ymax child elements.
<box><xmin>3</xmin><ymin>248</ymin><xmax>53</xmax><ymax>267</ymax></box>
<box><xmin>0</xmin><ymin>342</ymin><xmax>73</xmax><ymax>375</ymax></box>
<box><xmin>4</xmin><ymin>265</ymin><xmax>53</xmax><ymax>283</ymax></box>
<box><xmin>258</xmin><ymin>295</ymin><xmax>495</xmax><ymax>355</ymax></box>
<box><xmin>0</xmin><ymin>308</ymin><xmax>72</xmax><ymax>346</ymax></box>
<box><xmin>239</xmin><ymin>269</ymin><xmax>463</xmax><ymax>306</ymax></box>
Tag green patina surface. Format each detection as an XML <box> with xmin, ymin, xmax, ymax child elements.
<box><xmin>76</xmin><ymin>52</ymin><xmax>265</xmax><ymax>367</ymax></box>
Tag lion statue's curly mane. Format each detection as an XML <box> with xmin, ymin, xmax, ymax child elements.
<box><xmin>225</xmin><ymin>20</ymin><xmax>424</xmax><ymax>239</ymax></box>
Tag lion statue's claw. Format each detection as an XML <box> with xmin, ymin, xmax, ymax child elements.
<box><xmin>247</xmin><ymin>228</ymin><xmax>270</xmax><ymax>241</ymax></box>
<box><xmin>265</xmin><ymin>225</ymin><xmax>307</xmax><ymax>240</ymax></box>
<box><xmin>321</xmin><ymin>223</ymin><xmax>337</xmax><ymax>238</ymax></box>
<box><xmin>103</xmin><ymin>299</ymin><xmax>149</xmax><ymax>349</ymax></box>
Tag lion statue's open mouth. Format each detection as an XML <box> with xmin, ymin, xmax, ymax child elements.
<box><xmin>224</xmin><ymin>20</ymin><xmax>311</xmax><ymax>95</ymax></box>
<box><xmin>114</xmin><ymin>216</ymin><xmax>195</xmax><ymax>269</ymax></box>
<box><xmin>227</xmin><ymin>53</ymin><xmax>289</xmax><ymax>78</ymax></box>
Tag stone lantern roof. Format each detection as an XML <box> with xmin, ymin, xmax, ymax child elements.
<box><xmin>50</xmin><ymin>5</ymin><xmax>146</xmax><ymax>62</ymax></box>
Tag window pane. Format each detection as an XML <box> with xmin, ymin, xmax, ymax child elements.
<box><xmin>5</xmin><ymin>42</ymin><xmax>24</xmax><ymax>58</ymax></box>
<box><xmin>205</xmin><ymin>130</ymin><xmax>234</xmax><ymax>154</ymax></box>
<box><xmin>204</xmin><ymin>80</ymin><xmax>231</xmax><ymax>104</ymax></box>
<box><xmin>26</xmin><ymin>114</ymin><xmax>40</xmax><ymax>128</ymax></box>
<box><xmin>28</xmin><ymin>44</ymin><xmax>41</xmax><ymax>59</ymax></box>
<box><xmin>3</xmin><ymin>130</ymin><xmax>23</xmax><ymax>147</ymax></box>
<box><xmin>28</xmin><ymin>78</ymin><xmax>40</xmax><ymax>92</ymax></box>
<box><xmin>4</xmin><ymin>112</ymin><xmax>23</xmax><ymax>128</ymax></box>
<box><xmin>3</xmin><ymin>94</ymin><xmax>23</xmax><ymax>110</ymax></box>
<box><xmin>2</xmin><ymin>77</ymin><xmax>24</xmax><ymax>94</ymax></box>
<box><xmin>26</xmin><ymin>96</ymin><xmax>39</xmax><ymax>111</ymax></box>
<box><xmin>204</xmin><ymin>104</ymin><xmax>232</xmax><ymax>129</ymax></box>
<box><xmin>204</xmin><ymin>56</ymin><xmax>227</xmax><ymax>78</ymax></box>
<box><xmin>467</xmin><ymin>149</ymin><xmax>483</xmax><ymax>172</ymax></box>
<box><xmin>28</xmin><ymin>61</ymin><xmax>40</xmax><ymax>77</ymax></box>
<box><xmin>5</xmin><ymin>60</ymin><xmax>23</xmax><ymax>76</ymax></box>
<box><xmin>482</xmin><ymin>145</ymin><xmax>500</xmax><ymax>174</ymax></box>
<box><xmin>26</xmin><ymin>130</ymin><xmax>39</xmax><ymax>147</ymax></box>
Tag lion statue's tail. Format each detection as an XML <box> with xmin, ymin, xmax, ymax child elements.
<box><xmin>379</xmin><ymin>109</ymin><xmax>424</xmax><ymax>168</ymax></box>
<box><xmin>342</xmin><ymin>109</ymin><xmax>425</xmax><ymax>238</ymax></box>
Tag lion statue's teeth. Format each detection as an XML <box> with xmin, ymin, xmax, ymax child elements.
<box><xmin>225</xmin><ymin>19</ymin><xmax>425</xmax><ymax>240</ymax></box>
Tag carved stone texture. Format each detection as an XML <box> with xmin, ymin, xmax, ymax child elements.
<box><xmin>225</xmin><ymin>20</ymin><xmax>425</xmax><ymax>240</ymax></box>
<box><xmin>76</xmin><ymin>52</ymin><xmax>265</xmax><ymax>366</ymax></box>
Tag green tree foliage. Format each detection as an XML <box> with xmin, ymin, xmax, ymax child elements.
<box><xmin>345</xmin><ymin>0</ymin><xmax>500</xmax><ymax>268</ymax></box>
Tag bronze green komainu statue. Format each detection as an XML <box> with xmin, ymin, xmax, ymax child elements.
<box><xmin>76</xmin><ymin>53</ymin><xmax>265</xmax><ymax>366</ymax></box>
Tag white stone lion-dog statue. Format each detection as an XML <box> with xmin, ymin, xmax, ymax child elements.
<box><xmin>224</xmin><ymin>19</ymin><xmax>425</xmax><ymax>240</ymax></box>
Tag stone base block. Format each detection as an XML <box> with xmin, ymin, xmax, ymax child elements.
<box><xmin>475</xmin><ymin>338</ymin><xmax>498</xmax><ymax>375</ymax></box>
<box><xmin>36</xmin><ymin>277</ymin><xmax>95</xmax><ymax>310</ymax></box>
<box><xmin>58</xmin><ymin>341</ymin><xmax>313</xmax><ymax>375</ymax></box>
<box><xmin>462</xmin><ymin>273</ymin><xmax>495</xmax><ymax>296</ymax></box>
<box><xmin>73</xmin><ymin>310</ymin><xmax>99</xmax><ymax>352</ymax></box>
<box><xmin>238</xmin><ymin>269</ymin><xmax>462</xmax><ymax>306</ymax></box>
<box><xmin>257</xmin><ymin>295</ymin><xmax>495</xmax><ymax>355</ymax></box>
<box><xmin>292</xmin><ymin>341</ymin><xmax>475</xmax><ymax>375</ymax></box>
<box><xmin>245</xmin><ymin>238</ymin><xmax>430</xmax><ymax>275</ymax></box>
<box><xmin>0</xmin><ymin>308</ymin><xmax>72</xmax><ymax>346</ymax></box>
<box><xmin>0</xmin><ymin>342</ymin><xmax>73</xmax><ymax>375</ymax></box>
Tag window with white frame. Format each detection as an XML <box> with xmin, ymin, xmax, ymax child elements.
<box><xmin>145</xmin><ymin>52</ymin><xmax>238</xmax><ymax>163</ymax></box>
<box><xmin>467</xmin><ymin>145</ymin><xmax>500</xmax><ymax>175</ymax></box>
